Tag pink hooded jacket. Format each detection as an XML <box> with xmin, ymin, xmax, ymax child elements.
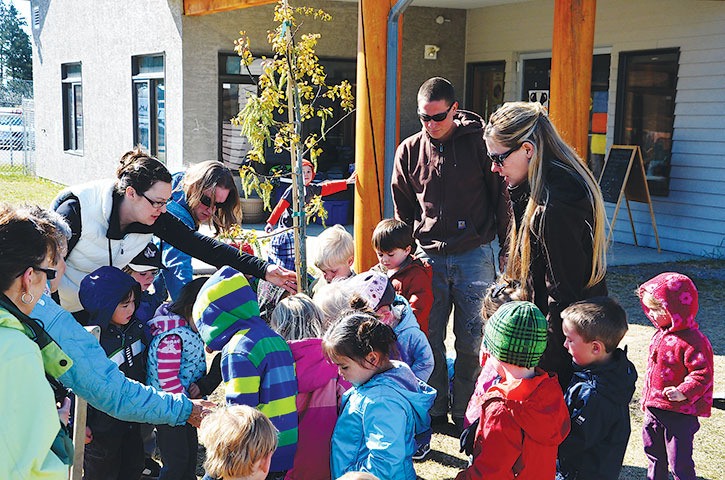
<box><xmin>286</xmin><ymin>338</ymin><xmax>349</xmax><ymax>480</ymax></box>
<box><xmin>639</xmin><ymin>272</ymin><xmax>714</xmax><ymax>417</ymax></box>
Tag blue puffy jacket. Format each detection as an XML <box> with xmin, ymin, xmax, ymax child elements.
<box><xmin>392</xmin><ymin>295</ymin><xmax>434</xmax><ymax>382</ymax></box>
<box><xmin>31</xmin><ymin>293</ymin><xmax>191</xmax><ymax>426</ymax></box>
<box><xmin>158</xmin><ymin>172</ymin><xmax>196</xmax><ymax>301</ymax></box>
<box><xmin>331</xmin><ymin>361</ymin><xmax>435</xmax><ymax>479</ymax></box>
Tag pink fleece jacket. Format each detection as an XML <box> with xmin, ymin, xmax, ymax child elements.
<box><xmin>286</xmin><ymin>338</ymin><xmax>349</xmax><ymax>480</ymax></box>
<box><xmin>640</xmin><ymin>272</ymin><xmax>714</xmax><ymax>417</ymax></box>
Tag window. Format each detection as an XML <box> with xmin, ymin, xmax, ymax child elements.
<box><xmin>218</xmin><ymin>52</ymin><xmax>261</xmax><ymax>170</ymax></box>
<box><xmin>465</xmin><ymin>61</ymin><xmax>505</xmax><ymax>124</ymax></box>
<box><xmin>132</xmin><ymin>54</ymin><xmax>165</xmax><ymax>163</ymax></box>
<box><xmin>218</xmin><ymin>54</ymin><xmax>356</xmax><ymax>177</ymax></box>
<box><xmin>521</xmin><ymin>54</ymin><xmax>612</xmax><ymax>175</ymax></box>
<box><xmin>615</xmin><ymin>49</ymin><xmax>679</xmax><ymax>196</ymax></box>
<box><xmin>62</xmin><ymin>63</ymin><xmax>83</xmax><ymax>152</ymax></box>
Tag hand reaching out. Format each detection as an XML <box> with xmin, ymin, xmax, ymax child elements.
<box><xmin>187</xmin><ymin>399</ymin><xmax>216</xmax><ymax>428</ymax></box>
<box><xmin>265</xmin><ymin>264</ymin><xmax>298</xmax><ymax>294</ymax></box>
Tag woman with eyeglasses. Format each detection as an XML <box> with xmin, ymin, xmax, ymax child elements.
<box><xmin>0</xmin><ymin>204</ymin><xmax>72</xmax><ymax>478</ymax></box>
<box><xmin>161</xmin><ymin>160</ymin><xmax>241</xmax><ymax>300</ymax></box>
<box><xmin>483</xmin><ymin>101</ymin><xmax>608</xmax><ymax>390</ymax></box>
<box><xmin>52</xmin><ymin>146</ymin><xmax>296</xmax><ymax>322</ymax></box>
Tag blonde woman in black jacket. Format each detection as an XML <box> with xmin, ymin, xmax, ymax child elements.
<box><xmin>483</xmin><ymin>101</ymin><xmax>608</xmax><ymax>389</ymax></box>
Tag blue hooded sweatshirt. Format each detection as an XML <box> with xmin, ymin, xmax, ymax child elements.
<box><xmin>158</xmin><ymin>171</ymin><xmax>196</xmax><ymax>301</ymax></box>
<box><xmin>331</xmin><ymin>361</ymin><xmax>436</xmax><ymax>479</ymax></box>
<box><xmin>392</xmin><ymin>295</ymin><xmax>434</xmax><ymax>382</ymax></box>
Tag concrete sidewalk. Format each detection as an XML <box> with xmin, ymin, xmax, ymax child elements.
<box><xmin>193</xmin><ymin>222</ymin><xmax>704</xmax><ymax>273</ymax></box>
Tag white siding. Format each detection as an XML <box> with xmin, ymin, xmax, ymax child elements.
<box><xmin>32</xmin><ymin>0</ymin><xmax>185</xmax><ymax>184</ymax></box>
<box><xmin>466</xmin><ymin>0</ymin><xmax>725</xmax><ymax>256</ymax></box>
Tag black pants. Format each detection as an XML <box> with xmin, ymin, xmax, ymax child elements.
<box><xmin>83</xmin><ymin>423</ymin><xmax>144</xmax><ymax>480</ymax></box>
<box><xmin>157</xmin><ymin>423</ymin><xmax>198</xmax><ymax>480</ymax></box>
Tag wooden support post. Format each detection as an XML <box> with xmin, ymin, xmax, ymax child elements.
<box><xmin>353</xmin><ymin>0</ymin><xmax>392</xmax><ymax>272</ymax></box>
<box><xmin>550</xmin><ymin>0</ymin><xmax>596</xmax><ymax>161</ymax></box>
<box><xmin>70</xmin><ymin>325</ymin><xmax>101</xmax><ymax>480</ymax></box>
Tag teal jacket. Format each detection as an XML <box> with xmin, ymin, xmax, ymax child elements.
<box><xmin>331</xmin><ymin>361</ymin><xmax>435</xmax><ymax>479</ymax></box>
<box><xmin>31</xmin><ymin>293</ymin><xmax>192</xmax><ymax>425</ymax></box>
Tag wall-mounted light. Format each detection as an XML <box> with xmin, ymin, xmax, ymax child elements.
<box><xmin>424</xmin><ymin>45</ymin><xmax>440</xmax><ymax>60</ymax></box>
<box><xmin>435</xmin><ymin>15</ymin><xmax>450</xmax><ymax>25</ymax></box>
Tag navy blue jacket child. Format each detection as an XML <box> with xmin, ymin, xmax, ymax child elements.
<box><xmin>557</xmin><ymin>348</ymin><xmax>637</xmax><ymax>480</ymax></box>
<box><xmin>79</xmin><ymin>266</ymin><xmax>147</xmax><ymax>480</ymax></box>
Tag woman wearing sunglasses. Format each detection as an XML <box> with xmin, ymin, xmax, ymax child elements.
<box><xmin>0</xmin><ymin>204</ymin><xmax>71</xmax><ymax>478</ymax></box>
<box><xmin>52</xmin><ymin>147</ymin><xmax>295</xmax><ymax>321</ymax></box>
<box><xmin>161</xmin><ymin>160</ymin><xmax>241</xmax><ymax>300</ymax></box>
<box><xmin>483</xmin><ymin>101</ymin><xmax>608</xmax><ymax>390</ymax></box>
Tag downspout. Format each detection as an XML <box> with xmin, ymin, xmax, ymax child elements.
<box><xmin>383</xmin><ymin>0</ymin><xmax>414</xmax><ymax>217</ymax></box>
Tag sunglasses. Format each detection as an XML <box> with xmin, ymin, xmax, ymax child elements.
<box><xmin>418</xmin><ymin>104</ymin><xmax>453</xmax><ymax>123</ymax></box>
<box><xmin>32</xmin><ymin>266</ymin><xmax>57</xmax><ymax>280</ymax></box>
<box><xmin>487</xmin><ymin>145</ymin><xmax>521</xmax><ymax>167</ymax></box>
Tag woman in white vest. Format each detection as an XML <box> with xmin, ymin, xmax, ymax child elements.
<box><xmin>52</xmin><ymin>146</ymin><xmax>296</xmax><ymax>323</ymax></box>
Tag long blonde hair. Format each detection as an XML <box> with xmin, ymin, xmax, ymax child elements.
<box><xmin>484</xmin><ymin>102</ymin><xmax>607</xmax><ymax>290</ymax></box>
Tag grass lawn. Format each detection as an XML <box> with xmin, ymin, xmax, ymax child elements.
<box><xmin>0</xmin><ymin>168</ymin><xmax>65</xmax><ymax>206</ymax></box>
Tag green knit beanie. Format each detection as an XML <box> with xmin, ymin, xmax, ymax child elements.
<box><xmin>483</xmin><ymin>301</ymin><xmax>548</xmax><ymax>368</ymax></box>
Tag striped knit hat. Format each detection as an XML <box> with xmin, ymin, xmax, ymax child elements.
<box><xmin>192</xmin><ymin>266</ymin><xmax>262</xmax><ymax>352</ymax></box>
<box><xmin>483</xmin><ymin>301</ymin><xmax>548</xmax><ymax>368</ymax></box>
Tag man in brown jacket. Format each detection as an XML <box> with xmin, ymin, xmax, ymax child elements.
<box><xmin>392</xmin><ymin>77</ymin><xmax>510</xmax><ymax>437</ymax></box>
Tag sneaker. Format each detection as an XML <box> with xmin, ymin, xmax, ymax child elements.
<box><xmin>141</xmin><ymin>457</ymin><xmax>161</xmax><ymax>479</ymax></box>
<box><xmin>412</xmin><ymin>443</ymin><xmax>431</xmax><ymax>461</ymax></box>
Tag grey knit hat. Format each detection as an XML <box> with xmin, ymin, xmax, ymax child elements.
<box><xmin>483</xmin><ymin>301</ymin><xmax>548</xmax><ymax>368</ymax></box>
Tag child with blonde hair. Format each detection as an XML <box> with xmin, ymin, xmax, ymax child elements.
<box><xmin>313</xmin><ymin>224</ymin><xmax>355</xmax><ymax>283</ymax></box>
<box><xmin>637</xmin><ymin>272</ymin><xmax>713</xmax><ymax>480</ymax></box>
<box><xmin>199</xmin><ymin>405</ymin><xmax>278</xmax><ymax>480</ymax></box>
<box><xmin>313</xmin><ymin>281</ymin><xmax>353</xmax><ymax>329</ymax></box>
<box><xmin>270</xmin><ymin>294</ymin><xmax>348</xmax><ymax>480</ymax></box>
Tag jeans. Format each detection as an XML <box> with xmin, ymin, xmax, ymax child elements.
<box><xmin>157</xmin><ymin>423</ymin><xmax>198</xmax><ymax>480</ymax></box>
<box><xmin>643</xmin><ymin>407</ymin><xmax>700</xmax><ymax>480</ymax></box>
<box><xmin>83</xmin><ymin>423</ymin><xmax>144</xmax><ymax>480</ymax></box>
<box><xmin>419</xmin><ymin>243</ymin><xmax>496</xmax><ymax>418</ymax></box>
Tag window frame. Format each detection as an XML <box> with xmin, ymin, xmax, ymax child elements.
<box><xmin>614</xmin><ymin>48</ymin><xmax>680</xmax><ymax>196</ymax></box>
<box><xmin>61</xmin><ymin>62</ymin><xmax>83</xmax><ymax>153</ymax></box>
<box><xmin>132</xmin><ymin>53</ymin><xmax>166</xmax><ymax>163</ymax></box>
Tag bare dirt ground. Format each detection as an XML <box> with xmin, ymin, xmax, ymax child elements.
<box><xmin>415</xmin><ymin>259</ymin><xmax>725</xmax><ymax>480</ymax></box>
